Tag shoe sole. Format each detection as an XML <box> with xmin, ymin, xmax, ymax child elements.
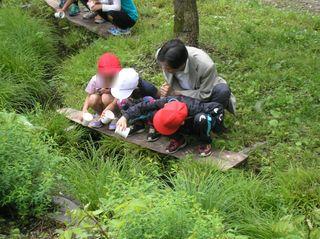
<box><xmin>108</xmin><ymin>30</ymin><xmax>131</xmax><ymax>36</ymax></box>
<box><xmin>95</xmin><ymin>21</ymin><xmax>107</xmax><ymax>24</ymax></box>
<box><xmin>199</xmin><ymin>151</ymin><xmax>212</xmax><ymax>157</ymax></box>
<box><xmin>146</xmin><ymin>136</ymin><xmax>160</xmax><ymax>142</ymax></box>
<box><xmin>166</xmin><ymin>141</ymin><xmax>187</xmax><ymax>154</ymax></box>
<box><xmin>128</xmin><ymin>128</ymin><xmax>145</xmax><ymax>136</ymax></box>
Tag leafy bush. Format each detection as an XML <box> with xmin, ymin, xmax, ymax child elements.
<box><xmin>106</xmin><ymin>190</ymin><xmax>227</xmax><ymax>239</ymax></box>
<box><xmin>0</xmin><ymin>8</ymin><xmax>57</xmax><ymax>111</ymax></box>
<box><xmin>0</xmin><ymin>111</ymin><xmax>63</xmax><ymax>217</ymax></box>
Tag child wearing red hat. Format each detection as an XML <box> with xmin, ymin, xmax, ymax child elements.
<box><xmin>116</xmin><ymin>96</ymin><xmax>224</xmax><ymax>157</ymax></box>
<box><xmin>81</xmin><ymin>52</ymin><xmax>121</xmax><ymax>123</ymax></box>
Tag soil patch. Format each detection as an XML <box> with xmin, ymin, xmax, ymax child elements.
<box><xmin>263</xmin><ymin>0</ymin><xmax>320</xmax><ymax>13</ymax></box>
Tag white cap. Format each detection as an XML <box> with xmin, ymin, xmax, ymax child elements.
<box><xmin>111</xmin><ymin>68</ymin><xmax>139</xmax><ymax>100</ymax></box>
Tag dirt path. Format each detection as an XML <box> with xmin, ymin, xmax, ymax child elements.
<box><xmin>263</xmin><ymin>0</ymin><xmax>320</xmax><ymax>13</ymax></box>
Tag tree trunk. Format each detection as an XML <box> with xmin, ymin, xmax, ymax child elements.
<box><xmin>174</xmin><ymin>0</ymin><xmax>199</xmax><ymax>46</ymax></box>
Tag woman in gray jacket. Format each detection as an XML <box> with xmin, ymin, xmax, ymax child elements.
<box><xmin>156</xmin><ymin>39</ymin><xmax>236</xmax><ymax>114</ymax></box>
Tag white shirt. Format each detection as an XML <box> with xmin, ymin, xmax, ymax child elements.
<box><xmin>174</xmin><ymin>59</ymin><xmax>192</xmax><ymax>90</ymax></box>
<box><xmin>101</xmin><ymin>0</ymin><xmax>121</xmax><ymax>12</ymax></box>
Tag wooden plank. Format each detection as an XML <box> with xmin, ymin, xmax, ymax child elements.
<box><xmin>58</xmin><ymin>108</ymin><xmax>248</xmax><ymax>170</ymax></box>
<box><xmin>45</xmin><ymin>0</ymin><xmax>111</xmax><ymax>38</ymax></box>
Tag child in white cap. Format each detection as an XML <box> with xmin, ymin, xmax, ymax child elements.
<box><xmin>93</xmin><ymin>68</ymin><xmax>160</xmax><ymax>142</ymax></box>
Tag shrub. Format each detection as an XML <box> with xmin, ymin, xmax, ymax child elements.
<box><xmin>0</xmin><ymin>8</ymin><xmax>57</xmax><ymax>111</ymax></box>
<box><xmin>106</xmin><ymin>190</ymin><xmax>227</xmax><ymax>239</ymax></box>
<box><xmin>0</xmin><ymin>111</ymin><xmax>63</xmax><ymax>217</ymax></box>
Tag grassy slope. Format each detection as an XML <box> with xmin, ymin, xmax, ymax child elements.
<box><xmin>0</xmin><ymin>8</ymin><xmax>57</xmax><ymax>111</ymax></box>
<box><xmin>59</xmin><ymin>0</ymin><xmax>320</xmax><ymax>171</ymax></box>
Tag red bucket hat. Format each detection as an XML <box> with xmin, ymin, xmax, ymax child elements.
<box><xmin>97</xmin><ymin>52</ymin><xmax>122</xmax><ymax>77</ymax></box>
<box><xmin>153</xmin><ymin>101</ymin><xmax>188</xmax><ymax>136</ymax></box>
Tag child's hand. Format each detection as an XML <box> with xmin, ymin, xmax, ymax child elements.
<box><xmin>161</xmin><ymin>83</ymin><xmax>172</xmax><ymax>97</ymax></box>
<box><xmin>98</xmin><ymin>88</ymin><xmax>111</xmax><ymax>95</ymax></box>
<box><xmin>116</xmin><ymin>116</ymin><xmax>127</xmax><ymax>131</ymax></box>
<box><xmin>91</xmin><ymin>3</ymin><xmax>102</xmax><ymax>11</ymax></box>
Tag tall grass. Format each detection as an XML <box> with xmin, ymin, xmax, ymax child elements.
<box><xmin>169</xmin><ymin>160</ymin><xmax>320</xmax><ymax>238</ymax></box>
<box><xmin>0</xmin><ymin>8</ymin><xmax>57</xmax><ymax>111</ymax></box>
<box><xmin>61</xmin><ymin>140</ymin><xmax>162</xmax><ymax>208</ymax></box>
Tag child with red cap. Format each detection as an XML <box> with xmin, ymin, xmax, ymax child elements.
<box><xmin>81</xmin><ymin>52</ymin><xmax>121</xmax><ymax>124</ymax></box>
<box><xmin>116</xmin><ymin>96</ymin><xmax>224</xmax><ymax>157</ymax></box>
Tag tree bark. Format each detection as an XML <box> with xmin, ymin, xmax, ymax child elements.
<box><xmin>174</xmin><ymin>0</ymin><xmax>199</xmax><ymax>46</ymax></box>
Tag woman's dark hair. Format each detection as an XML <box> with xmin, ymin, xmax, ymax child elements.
<box><xmin>157</xmin><ymin>39</ymin><xmax>188</xmax><ymax>69</ymax></box>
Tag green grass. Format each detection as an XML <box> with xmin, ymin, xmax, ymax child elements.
<box><xmin>170</xmin><ymin>160</ymin><xmax>320</xmax><ymax>238</ymax></box>
<box><xmin>0</xmin><ymin>8</ymin><xmax>58</xmax><ymax>111</ymax></box>
<box><xmin>0</xmin><ymin>0</ymin><xmax>319</xmax><ymax>237</ymax></box>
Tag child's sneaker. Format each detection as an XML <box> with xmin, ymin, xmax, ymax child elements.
<box><xmin>198</xmin><ymin>144</ymin><xmax>212</xmax><ymax>157</ymax></box>
<box><xmin>129</xmin><ymin>124</ymin><xmax>145</xmax><ymax>135</ymax></box>
<box><xmin>93</xmin><ymin>113</ymin><xmax>100</xmax><ymax>119</ymax></box>
<box><xmin>68</xmin><ymin>3</ymin><xmax>80</xmax><ymax>16</ymax></box>
<box><xmin>89</xmin><ymin>120</ymin><xmax>103</xmax><ymax>128</ymax></box>
<box><xmin>108</xmin><ymin>27</ymin><xmax>131</xmax><ymax>36</ymax></box>
<box><xmin>83</xmin><ymin>11</ymin><xmax>97</xmax><ymax>19</ymax></box>
<box><xmin>108</xmin><ymin>118</ymin><xmax>118</xmax><ymax>131</ymax></box>
<box><xmin>95</xmin><ymin>16</ymin><xmax>107</xmax><ymax>24</ymax></box>
<box><xmin>147</xmin><ymin>126</ymin><xmax>160</xmax><ymax>142</ymax></box>
<box><xmin>166</xmin><ymin>137</ymin><xmax>187</xmax><ymax>154</ymax></box>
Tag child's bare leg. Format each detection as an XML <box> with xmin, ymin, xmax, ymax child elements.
<box><xmin>88</xmin><ymin>94</ymin><xmax>104</xmax><ymax>114</ymax></box>
<box><xmin>101</xmin><ymin>93</ymin><xmax>114</xmax><ymax>108</ymax></box>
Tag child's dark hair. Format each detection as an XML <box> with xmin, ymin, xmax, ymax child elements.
<box><xmin>157</xmin><ymin>39</ymin><xmax>188</xmax><ymax>69</ymax></box>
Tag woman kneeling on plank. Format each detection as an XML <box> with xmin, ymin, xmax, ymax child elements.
<box><xmin>57</xmin><ymin>0</ymin><xmax>138</xmax><ymax>36</ymax></box>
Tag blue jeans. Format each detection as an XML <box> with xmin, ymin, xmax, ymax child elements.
<box><xmin>130</xmin><ymin>79</ymin><xmax>159</xmax><ymax>100</ymax></box>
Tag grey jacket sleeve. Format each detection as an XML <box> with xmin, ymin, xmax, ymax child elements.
<box><xmin>177</xmin><ymin>65</ymin><xmax>216</xmax><ymax>100</ymax></box>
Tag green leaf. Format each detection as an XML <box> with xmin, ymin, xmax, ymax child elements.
<box><xmin>269</xmin><ymin>119</ymin><xmax>279</xmax><ymax>127</ymax></box>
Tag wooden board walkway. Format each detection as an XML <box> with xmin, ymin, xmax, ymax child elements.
<box><xmin>45</xmin><ymin>0</ymin><xmax>111</xmax><ymax>37</ymax></box>
<box><xmin>58</xmin><ymin>108</ymin><xmax>248</xmax><ymax>170</ymax></box>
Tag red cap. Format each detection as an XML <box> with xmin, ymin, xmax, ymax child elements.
<box><xmin>153</xmin><ymin>101</ymin><xmax>188</xmax><ymax>136</ymax></box>
<box><xmin>97</xmin><ymin>53</ymin><xmax>122</xmax><ymax>76</ymax></box>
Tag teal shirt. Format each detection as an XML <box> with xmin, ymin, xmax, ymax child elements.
<box><xmin>122</xmin><ymin>0</ymin><xmax>139</xmax><ymax>22</ymax></box>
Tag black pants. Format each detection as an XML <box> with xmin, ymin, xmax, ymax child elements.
<box><xmin>171</xmin><ymin>112</ymin><xmax>224</xmax><ymax>144</ymax></box>
<box><xmin>210</xmin><ymin>83</ymin><xmax>231</xmax><ymax>108</ymax></box>
<box><xmin>79</xmin><ymin>0</ymin><xmax>136</xmax><ymax>29</ymax></box>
